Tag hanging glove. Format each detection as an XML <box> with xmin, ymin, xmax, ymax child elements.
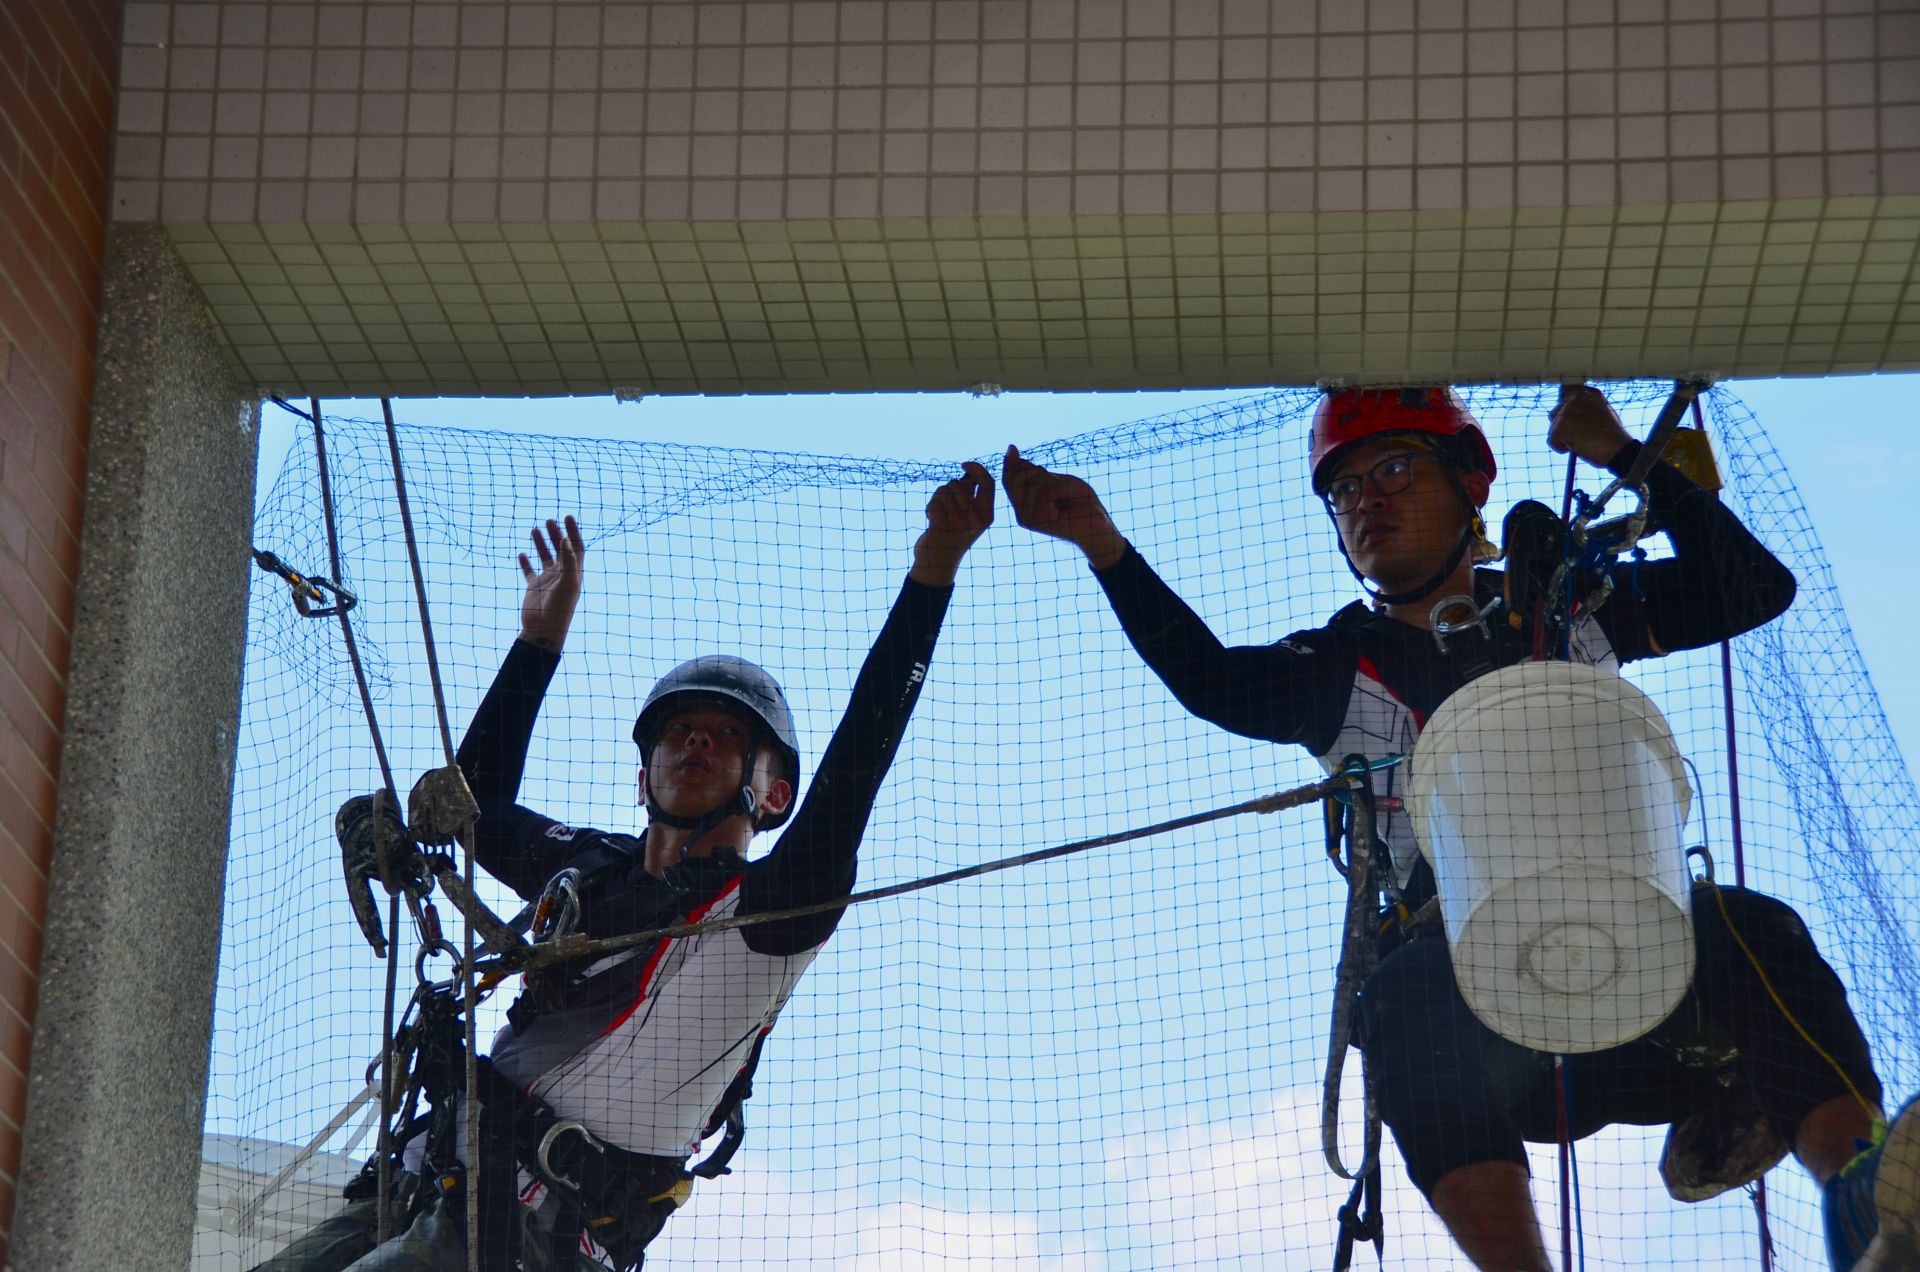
<box><xmin>1501</xmin><ymin>499</ymin><xmax>1568</xmax><ymax>633</ymax></box>
<box><xmin>336</xmin><ymin>790</ymin><xmax>426</xmax><ymax>957</ymax></box>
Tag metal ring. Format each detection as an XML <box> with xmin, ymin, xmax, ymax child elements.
<box><xmin>414</xmin><ymin>939</ymin><xmax>462</xmax><ymax>985</ymax></box>
<box><xmin>1686</xmin><ymin>844</ymin><xmax>1715</xmax><ymax>883</ymax></box>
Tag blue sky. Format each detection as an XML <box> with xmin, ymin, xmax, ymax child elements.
<box><xmin>253</xmin><ymin>373</ymin><xmax>1920</xmax><ymax>777</ymax></box>
<box><xmin>223</xmin><ymin>376</ymin><xmax>1920</xmax><ymax>1270</ymax></box>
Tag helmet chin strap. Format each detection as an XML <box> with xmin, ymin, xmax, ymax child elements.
<box><xmin>1342</xmin><ymin>526</ymin><xmax>1475</xmax><ymax>609</ymax></box>
<box><xmin>644</xmin><ymin>732</ymin><xmax>769</xmax><ymax>860</ymax></box>
<box><xmin>1331</xmin><ymin>462</ymin><xmax>1486</xmax><ymax>611</ymax></box>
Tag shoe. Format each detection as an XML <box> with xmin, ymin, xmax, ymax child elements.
<box><xmin>1831</xmin><ymin>1097</ymin><xmax>1920</xmax><ymax>1272</ymax></box>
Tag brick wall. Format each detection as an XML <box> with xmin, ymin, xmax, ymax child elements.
<box><xmin>0</xmin><ymin>0</ymin><xmax>120</xmax><ymax>1256</ymax></box>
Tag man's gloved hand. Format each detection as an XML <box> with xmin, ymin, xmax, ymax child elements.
<box><xmin>337</xmin><ymin>790</ymin><xmax>426</xmax><ymax>957</ymax></box>
<box><xmin>407</xmin><ymin>765</ymin><xmax>481</xmax><ymax>849</ymax></box>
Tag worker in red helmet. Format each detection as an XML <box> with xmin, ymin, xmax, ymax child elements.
<box><xmin>1306</xmin><ymin>385</ymin><xmax>1501</xmax><ymax>613</ymax></box>
<box><xmin>1007</xmin><ymin>385</ymin><xmax>1913</xmax><ymax>1272</ymax></box>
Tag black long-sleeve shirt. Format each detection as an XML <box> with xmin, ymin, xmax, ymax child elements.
<box><xmin>455</xmin><ymin>577</ymin><xmax>952</xmax><ymax>954</ymax></box>
<box><xmin>456</xmin><ymin>577</ymin><xmax>952</xmax><ymax>1158</ymax></box>
<box><xmin>1092</xmin><ymin>442</ymin><xmax>1797</xmax><ymax>755</ymax></box>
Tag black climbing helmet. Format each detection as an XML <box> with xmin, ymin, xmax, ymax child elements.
<box><xmin>633</xmin><ymin>655</ymin><xmax>802</xmax><ymax>831</ymax></box>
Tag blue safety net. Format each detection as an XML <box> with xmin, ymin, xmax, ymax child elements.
<box><xmin>204</xmin><ymin>383</ymin><xmax>1919</xmax><ymax>1270</ymax></box>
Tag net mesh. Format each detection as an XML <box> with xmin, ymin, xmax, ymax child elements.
<box><xmin>204</xmin><ymin>382</ymin><xmax>1920</xmax><ymax>1270</ymax></box>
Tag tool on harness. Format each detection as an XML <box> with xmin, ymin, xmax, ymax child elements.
<box><xmin>1501</xmin><ymin>499</ymin><xmax>1571</xmax><ymax>635</ymax></box>
<box><xmin>688</xmin><ymin>1029</ymin><xmax>768</xmax><ymax>1180</ymax></box>
<box><xmin>338</xmin><ymin>792</ymin><xmax>432</xmax><ymax>958</ymax></box>
<box><xmin>530</xmin><ymin>868</ymin><xmax>585</xmax><ymax>944</ymax></box>
<box><xmin>1333</xmin><ymin>1166</ymin><xmax>1384</xmax><ymax>1272</ymax></box>
<box><xmin>251</xmin><ymin>547</ymin><xmax>359</xmax><ymax>617</ymax></box>
<box><xmin>408</xmin><ymin>764</ymin><xmax>482</xmax><ymax>848</ymax></box>
<box><xmin>513</xmin><ymin>868</ymin><xmax>590</xmax><ymax>1020</ymax></box>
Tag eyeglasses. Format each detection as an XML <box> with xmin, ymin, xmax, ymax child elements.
<box><xmin>1322</xmin><ymin>453</ymin><xmax>1419</xmax><ymax>515</ymax></box>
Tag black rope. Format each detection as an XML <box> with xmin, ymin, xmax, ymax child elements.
<box><xmin>307</xmin><ymin>397</ymin><xmax>407</xmax><ymax>1243</ymax></box>
<box><xmin>473</xmin><ymin>773</ymin><xmax>1364</xmax><ymax>978</ymax></box>
<box><xmin>374</xmin><ymin>398</ymin><xmax>483</xmax><ymax>1272</ymax></box>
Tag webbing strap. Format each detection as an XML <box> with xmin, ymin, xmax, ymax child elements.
<box><xmin>1321</xmin><ymin>762</ymin><xmax>1383</xmax><ymax>1183</ymax></box>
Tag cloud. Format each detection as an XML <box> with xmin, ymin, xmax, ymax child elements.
<box><xmin>651</xmin><ymin>1159</ymin><xmax>1106</xmax><ymax>1270</ymax></box>
<box><xmin>206</xmin><ymin>1087</ymin><xmax>1826</xmax><ymax>1270</ymax></box>
<box><xmin>649</xmin><ymin>1085</ymin><xmax>1824</xmax><ymax>1270</ymax></box>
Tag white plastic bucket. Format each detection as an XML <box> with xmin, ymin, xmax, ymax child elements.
<box><xmin>1407</xmin><ymin>660</ymin><xmax>1696</xmax><ymax>1054</ymax></box>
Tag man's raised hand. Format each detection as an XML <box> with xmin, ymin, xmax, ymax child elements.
<box><xmin>910</xmin><ymin>462</ymin><xmax>995</xmax><ymax>588</ymax></box>
<box><xmin>518</xmin><ymin>515</ymin><xmax>586</xmax><ymax>652</ymax></box>
<box><xmin>1003</xmin><ymin>445</ymin><xmax>1126</xmax><ymax>570</ymax></box>
<box><xmin>1548</xmin><ymin>384</ymin><xmax>1634</xmax><ymax>469</ymax></box>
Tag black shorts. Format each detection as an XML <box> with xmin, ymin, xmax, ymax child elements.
<box><xmin>1355</xmin><ymin>885</ymin><xmax>1882</xmax><ymax>1196</ymax></box>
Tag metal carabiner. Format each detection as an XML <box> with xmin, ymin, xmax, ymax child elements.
<box><xmin>531</xmin><ymin>868</ymin><xmax>585</xmax><ymax>946</ymax></box>
<box><xmin>1578</xmin><ymin>482</ymin><xmax>1651</xmax><ymax>560</ymax></box>
<box><xmin>1428</xmin><ymin>593</ymin><xmax>1502</xmax><ymax>654</ymax></box>
<box><xmin>291</xmin><ymin>574</ymin><xmax>359</xmax><ymax>619</ymax></box>
<box><xmin>1686</xmin><ymin>845</ymin><xmax>1716</xmax><ymax>884</ymax></box>
<box><xmin>414</xmin><ymin>937</ymin><xmax>463</xmax><ymax>986</ymax></box>
<box><xmin>536</xmin><ymin>1120</ymin><xmax>605</xmax><ymax>1194</ymax></box>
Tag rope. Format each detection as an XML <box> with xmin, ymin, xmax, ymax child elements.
<box><xmin>372</xmin><ymin>399</ymin><xmax>484</xmax><ymax>1272</ymax></box>
<box><xmin>1697</xmin><ymin>391</ymin><xmax>1775</xmax><ymax>1272</ymax></box>
<box><xmin>472</xmin><ymin>771</ymin><xmax>1373</xmax><ymax>978</ymax></box>
<box><xmin>305</xmin><ymin>396</ymin><xmax>408</xmax><ymax>1244</ymax></box>
<box><xmin>1700</xmin><ymin>877</ymin><xmax>1880</xmax><ymax>1117</ymax></box>
<box><xmin>379</xmin><ymin>400</ymin><xmax>459</xmax><ymax>765</ymax></box>
<box><xmin>1540</xmin><ymin>379</ymin><xmax>1709</xmax><ymax>1262</ymax></box>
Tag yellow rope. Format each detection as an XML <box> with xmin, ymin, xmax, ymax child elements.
<box><xmin>1701</xmin><ymin>877</ymin><xmax>1882</xmax><ymax>1122</ymax></box>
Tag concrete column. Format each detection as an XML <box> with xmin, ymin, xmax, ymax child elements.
<box><xmin>12</xmin><ymin>225</ymin><xmax>258</xmax><ymax>1271</ymax></box>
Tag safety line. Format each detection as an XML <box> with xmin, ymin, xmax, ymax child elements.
<box><xmin>307</xmin><ymin>396</ymin><xmax>407</xmax><ymax>1243</ymax></box>
<box><xmin>471</xmin><ymin>771</ymin><xmax>1371</xmax><ymax>978</ymax></box>
<box><xmin>379</xmin><ymin>399</ymin><xmax>459</xmax><ymax>766</ymax></box>
<box><xmin>1698</xmin><ymin>391</ymin><xmax>1775</xmax><ymax>1270</ymax></box>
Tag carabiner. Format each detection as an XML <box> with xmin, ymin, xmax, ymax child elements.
<box><xmin>414</xmin><ymin>937</ymin><xmax>462</xmax><ymax>986</ymax></box>
<box><xmin>1428</xmin><ymin>593</ymin><xmax>1502</xmax><ymax>654</ymax></box>
<box><xmin>536</xmin><ymin>1120</ymin><xmax>605</xmax><ymax>1194</ymax></box>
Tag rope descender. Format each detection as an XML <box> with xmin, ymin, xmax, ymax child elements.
<box><xmin>1536</xmin><ymin>379</ymin><xmax>1711</xmax><ymax>651</ymax></box>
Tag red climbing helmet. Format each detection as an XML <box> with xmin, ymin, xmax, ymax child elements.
<box><xmin>1309</xmin><ymin>387</ymin><xmax>1497</xmax><ymax>492</ymax></box>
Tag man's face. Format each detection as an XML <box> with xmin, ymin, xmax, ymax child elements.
<box><xmin>1323</xmin><ymin>437</ymin><xmax>1488</xmax><ymax>594</ymax></box>
<box><xmin>641</xmin><ymin>704</ymin><xmax>762</xmax><ymax>820</ymax></box>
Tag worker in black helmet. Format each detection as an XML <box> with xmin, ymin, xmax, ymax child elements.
<box><xmin>257</xmin><ymin>463</ymin><xmax>994</xmax><ymax>1271</ymax></box>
